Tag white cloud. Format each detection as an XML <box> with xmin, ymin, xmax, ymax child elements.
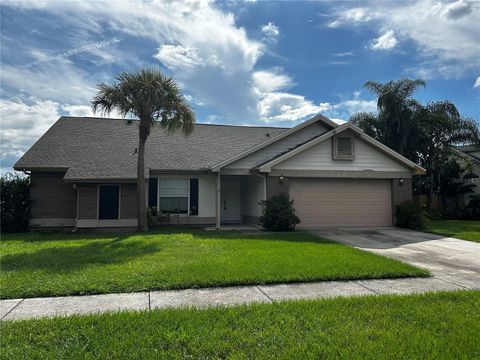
<box><xmin>1</xmin><ymin>98</ymin><xmax>62</xmax><ymax>171</ymax></box>
<box><xmin>328</xmin><ymin>7</ymin><xmax>378</xmax><ymax>27</ymax></box>
<box><xmin>261</xmin><ymin>22</ymin><xmax>280</xmax><ymax>43</ymax></box>
<box><xmin>252</xmin><ymin>70</ymin><xmax>293</xmax><ymax>93</ymax></box>
<box><xmin>0</xmin><ymin>98</ymin><xmax>127</xmax><ymax>172</ymax></box>
<box><xmin>62</xmin><ymin>104</ymin><xmax>124</xmax><ymax>118</ymax></box>
<box><xmin>258</xmin><ymin>90</ymin><xmax>376</xmax><ymax>124</ymax></box>
<box><xmin>329</xmin><ymin>0</ymin><xmax>480</xmax><ymax>78</ymax></box>
<box><xmin>258</xmin><ymin>92</ymin><xmax>330</xmax><ymax>122</ymax></box>
<box><xmin>154</xmin><ymin>45</ymin><xmax>205</xmax><ymax>71</ymax></box>
<box><xmin>371</xmin><ymin>30</ymin><xmax>398</xmax><ymax>50</ymax></box>
<box><xmin>474</xmin><ymin>76</ymin><xmax>480</xmax><ymax>88</ymax></box>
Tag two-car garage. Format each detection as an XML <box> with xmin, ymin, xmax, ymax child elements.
<box><xmin>289</xmin><ymin>178</ymin><xmax>392</xmax><ymax>228</ymax></box>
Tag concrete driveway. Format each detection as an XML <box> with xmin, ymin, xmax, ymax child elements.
<box><xmin>312</xmin><ymin>227</ymin><xmax>480</xmax><ymax>289</ymax></box>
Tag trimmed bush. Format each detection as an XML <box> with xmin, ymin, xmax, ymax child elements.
<box><xmin>396</xmin><ymin>200</ymin><xmax>428</xmax><ymax>230</ymax></box>
<box><xmin>1</xmin><ymin>173</ymin><xmax>31</xmax><ymax>233</ymax></box>
<box><xmin>259</xmin><ymin>193</ymin><xmax>300</xmax><ymax>231</ymax></box>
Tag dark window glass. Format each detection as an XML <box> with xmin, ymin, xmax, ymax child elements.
<box><xmin>148</xmin><ymin>178</ymin><xmax>158</xmax><ymax>208</ymax></box>
<box><xmin>337</xmin><ymin>137</ymin><xmax>353</xmax><ymax>157</ymax></box>
<box><xmin>189</xmin><ymin>178</ymin><xmax>198</xmax><ymax>215</ymax></box>
<box><xmin>159</xmin><ymin>197</ymin><xmax>188</xmax><ymax>214</ymax></box>
<box><xmin>98</xmin><ymin>185</ymin><xmax>119</xmax><ymax>219</ymax></box>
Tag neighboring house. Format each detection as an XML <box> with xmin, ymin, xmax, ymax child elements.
<box><xmin>14</xmin><ymin>114</ymin><xmax>424</xmax><ymax>230</ymax></box>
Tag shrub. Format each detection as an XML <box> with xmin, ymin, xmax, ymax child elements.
<box><xmin>259</xmin><ymin>193</ymin><xmax>300</xmax><ymax>231</ymax></box>
<box><xmin>465</xmin><ymin>194</ymin><xmax>480</xmax><ymax>220</ymax></box>
<box><xmin>395</xmin><ymin>200</ymin><xmax>428</xmax><ymax>230</ymax></box>
<box><xmin>1</xmin><ymin>173</ymin><xmax>31</xmax><ymax>233</ymax></box>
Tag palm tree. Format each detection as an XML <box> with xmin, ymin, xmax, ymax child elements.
<box><xmin>91</xmin><ymin>69</ymin><xmax>195</xmax><ymax>231</ymax></box>
<box><xmin>362</xmin><ymin>78</ymin><xmax>425</xmax><ymax>155</ymax></box>
<box><xmin>415</xmin><ymin>101</ymin><xmax>479</xmax><ymax>208</ymax></box>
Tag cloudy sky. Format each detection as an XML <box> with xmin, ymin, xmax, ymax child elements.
<box><xmin>1</xmin><ymin>0</ymin><xmax>479</xmax><ymax>173</ymax></box>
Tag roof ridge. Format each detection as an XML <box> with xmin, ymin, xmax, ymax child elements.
<box><xmin>59</xmin><ymin>116</ymin><xmax>289</xmax><ymax>130</ymax></box>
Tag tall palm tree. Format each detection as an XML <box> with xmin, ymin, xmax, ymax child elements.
<box><xmin>91</xmin><ymin>69</ymin><xmax>195</xmax><ymax>231</ymax></box>
<box><xmin>363</xmin><ymin>78</ymin><xmax>425</xmax><ymax>155</ymax></box>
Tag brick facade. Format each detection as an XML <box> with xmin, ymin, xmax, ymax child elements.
<box><xmin>30</xmin><ymin>172</ymin><xmax>76</xmax><ymax>219</ymax></box>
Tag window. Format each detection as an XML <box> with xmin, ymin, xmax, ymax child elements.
<box><xmin>98</xmin><ymin>185</ymin><xmax>120</xmax><ymax>219</ymax></box>
<box><xmin>159</xmin><ymin>178</ymin><xmax>189</xmax><ymax>214</ymax></box>
<box><xmin>333</xmin><ymin>136</ymin><xmax>354</xmax><ymax>160</ymax></box>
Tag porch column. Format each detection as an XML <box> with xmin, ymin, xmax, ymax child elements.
<box><xmin>216</xmin><ymin>171</ymin><xmax>221</xmax><ymax>229</ymax></box>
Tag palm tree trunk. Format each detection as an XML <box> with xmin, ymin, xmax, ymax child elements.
<box><xmin>137</xmin><ymin>124</ymin><xmax>148</xmax><ymax>232</ymax></box>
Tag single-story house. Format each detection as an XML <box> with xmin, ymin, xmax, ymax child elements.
<box><xmin>14</xmin><ymin>114</ymin><xmax>425</xmax><ymax>229</ymax></box>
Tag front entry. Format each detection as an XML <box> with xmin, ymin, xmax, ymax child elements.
<box><xmin>220</xmin><ymin>180</ymin><xmax>241</xmax><ymax>223</ymax></box>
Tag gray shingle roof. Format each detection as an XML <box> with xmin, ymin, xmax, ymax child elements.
<box><xmin>14</xmin><ymin>117</ymin><xmax>287</xmax><ymax>180</ymax></box>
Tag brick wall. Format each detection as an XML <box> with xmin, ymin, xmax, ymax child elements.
<box><xmin>266</xmin><ymin>176</ymin><xmax>289</xmax><ymax>199</ymax></box>
<box><xmin>30</xmin><ymin>172</ymin><xmax>77</xmax><ymax>219</ymax></box>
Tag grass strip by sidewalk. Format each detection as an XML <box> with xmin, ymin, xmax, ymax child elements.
<box><xmin>1</xmin><ymin>290</ymin><xmax>479</xmax><ymax>359</ymax></box>
<box><xmin>0</xmin><ymin>230</ymin><xmax>428</xmax><ymax>299</ymax></box>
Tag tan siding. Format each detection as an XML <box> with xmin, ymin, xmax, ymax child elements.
<box><xmin>30</xmin><ymin>172</ymin><xmax>76</xmax><ymax>219</ymax></box>
<box><xmin>273</xmin><ymin>132</ymin><xmax>409</xmax><ymax>173</ymax></box>
<box><xmin>226</xmin><ymin>122</ymin><xmax>328</xmax><ymax>170</ymax></box>
<box><xmin>290</xmin><ymin>178</ymin><xmax>392</xmax><ymax>228</ymax></box>
<box><xmin>392</xmin><ymin>178</ymin><xmax>412</xmax><ymax>207</ymax></box>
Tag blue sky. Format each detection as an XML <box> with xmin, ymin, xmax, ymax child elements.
<box><xmin>1</xmin><ymin>0</ymin><xmax>479</xmax><ymax>173</ymax></box>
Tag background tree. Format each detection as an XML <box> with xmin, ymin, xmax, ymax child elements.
<box><xmin>1</xmin><ymin>173</ymin><xmax>31</xmax><ymax>233</ymax></box>
<box><xmin>414</xmin><ymin>101</ymin><xmax>479</xmax><ymax>207</ymax></box>
<box><xmin>92</xmin><ymin>69</ymin><xmax>195</xmax><ymax>231</ymax></box>
<box><xmin>351</xmin><ymin>79</ymin><xmax>480</xmax><ymax>214</ymax></box>
<box><xmin>352</xmin><ymin>78</ymin><xmax>425</xmax><ymax>157</ymax></box>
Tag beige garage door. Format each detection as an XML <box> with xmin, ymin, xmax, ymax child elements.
<box><xmin>290</xmin><ymin>178</ymin><xmax>392</xmax><ymax>228</ymax></box>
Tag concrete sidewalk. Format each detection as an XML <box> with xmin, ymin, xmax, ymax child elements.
<box><xmin>1</xmin><ymin>275</ymin><xmax>476</xmax><ymax>321</ymax></box>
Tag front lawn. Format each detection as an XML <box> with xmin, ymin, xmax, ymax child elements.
<box><xmin>426</xmin><ymin>220</ymin><xmax>480</xmax><ymax>243</ymax></box>
<box><xmin>1</xmin><ymin>290</ymin><xmax>479</xmax><ymax>359</ymax></box>
<box><xmin>0</xmin><ymin>230</ymin><xmax>428</xmax><ymax>299</ymax></box>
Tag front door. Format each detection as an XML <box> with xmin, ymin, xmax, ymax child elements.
<box><xmin>220</xmin><ymin>181</ymin><xmax>241</xmax><ymax>223</ymax></box>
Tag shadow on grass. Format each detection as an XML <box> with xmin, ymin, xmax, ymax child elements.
<box><xmin>0</xmin><ymin>235</ymin><xmax>161</xmax><ymax>273</ymax></box>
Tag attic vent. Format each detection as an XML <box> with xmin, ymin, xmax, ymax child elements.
<box><xmin>127</xmin><ymin>119</ymin><xmax>133</xmax><ymax>125</ymax></box>
<box><xmin>266</xmin><ymin>132</ymin><xmax>270</xmax><ymax>137</ymax></box>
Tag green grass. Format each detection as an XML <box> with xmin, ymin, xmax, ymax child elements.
<box><xmin>426</xmin><ymin>220</ymin><xmax>480</xmax><ymax>243</ymax></box>
<box><xmin>0</xmin><ymin>230</ymin><xmax>428</xmax><ymax>299</ymax></box>
<box><xmin>1</xmin><ymin>291</ymin><xmax>479</xmax><ymax>359</ymax></box>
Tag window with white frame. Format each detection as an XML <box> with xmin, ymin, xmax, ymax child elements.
<box><xmin>159</xmin><ymin>178</ymin><xmax>189</xmax><ymax>214</ymax></box>
<box><xmin>333</xmin><ymin>136</ymin><xmax>354</xmax><ymax>160</ymax></box>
